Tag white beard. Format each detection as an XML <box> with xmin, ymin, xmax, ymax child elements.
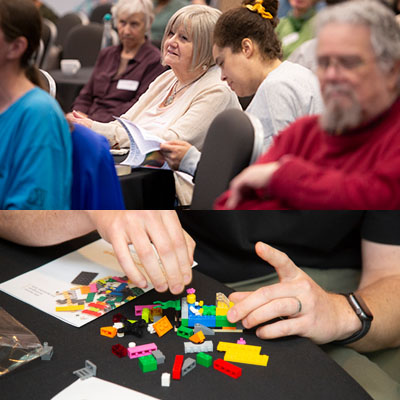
<box><xmin>319</xmin><ymin>84</ymin><xmax>363</xmax><ymax>135</ymax></box>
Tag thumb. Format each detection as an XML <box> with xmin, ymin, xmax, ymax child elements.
<box><xmin>255</xmin><ymin>242</ymin><xmax>299</xmax><ymax>282</ymax></box>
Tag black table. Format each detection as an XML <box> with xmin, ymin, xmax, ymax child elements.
<box><xmin>0</xmin><ymin>236</ymin><xmax>371</xmax><ymax>400</ymax></box>
<box><xmin>49</xmin><ymin>67</ymin><xmax>94</xmax><ymax>113</ymax></box>
<box><xmin>114</xmin><ymin>154</ymin><xmax>176</xmax><ymax>210</ymax></box>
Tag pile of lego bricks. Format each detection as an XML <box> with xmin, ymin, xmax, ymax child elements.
<box><xmin>99</xmin><ymin>288</ymin><xmax>270</xmax><ymax>387</ymax></box>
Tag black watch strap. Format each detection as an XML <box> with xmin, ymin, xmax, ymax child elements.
<box><xmin>332</xmin><ymin>292</ymin><xmax>373</xmax><ymax>346</ymax></box>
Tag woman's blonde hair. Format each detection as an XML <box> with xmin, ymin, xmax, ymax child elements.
<box><xmin>161</xmin><ymin>5</ymin><xmax>222</xmax><ymax>71</ymax></box>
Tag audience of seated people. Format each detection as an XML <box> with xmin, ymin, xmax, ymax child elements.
<box><xmin>276</xmin><ymin>0</ymin><xmax>318</xmax><ymax>59</ymax></box>
<box><xmin>160</xmin><ymin>0</ymin><xmax>323</xmax><ymax>176</ymax></box>
<box><xmin>215</xmin><ymin>0</ymin><xmax>400</xmax><ymax>210</ymax></box>
<box><xmin>0</xmin><ymin>0</ymin><xmax>72</xmax><ymax>209</ymax></box>
<box><xmin>68</xmin><ymin>4</ymin><xmax>241</xmax><ymax>204</ymax></box>
<box><xmin>67</xmin><ymin>0</ymin><xmax>165</xmax><ymax>123</ymax></box>
<box><xmin>2</xmin><ymin>0</ymin><xmax>400</xmax><ymax>211</ymax></box>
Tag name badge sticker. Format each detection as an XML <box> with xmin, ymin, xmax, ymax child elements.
<box><xmin>117</xmin><ymin>79</ymin><xmax>140</xmax><ymax>91</ymax></box>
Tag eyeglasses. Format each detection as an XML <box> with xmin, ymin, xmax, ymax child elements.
<box><xmin>317</xmin><ymin>55</ymin><xmax>372</xmax><ymax>72</ymax></box>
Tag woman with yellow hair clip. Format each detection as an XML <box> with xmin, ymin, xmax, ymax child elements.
<box><xmin>161</xmin><ymin>0</ymin><xmax>322</xmax><ymax>176</ymax></box>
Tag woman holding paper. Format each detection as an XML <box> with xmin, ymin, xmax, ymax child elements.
<box><xmin>68</xmin><ymin>4</ymin><xmax>240</xmax><ymax>151</ymax></box>
<box><xmin>0</xmin><ymin>0</ymin><xmax>72</xmax><ymax>209</ymax></box>
<box><xmin>67</xmin><ymin>0</ymin><xmax>165</xmax><ymax>123</ymax></box>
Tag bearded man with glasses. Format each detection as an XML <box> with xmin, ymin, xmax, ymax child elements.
<box><xmin>216</xmin><ymin>0</ymin><xmax>400</xmax><ymax>210</ymax></box>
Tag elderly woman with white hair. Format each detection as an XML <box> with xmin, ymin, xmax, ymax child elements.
<box><xmin>67</xmin><ymin>0</ymin><xmax>165</xmax><ymax>123</ymax></box>
<box><xmin>69</xmin><ymin>4</ymin><xmax>240</xmax><ymax>148</ymax></box>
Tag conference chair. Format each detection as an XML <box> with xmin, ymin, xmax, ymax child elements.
<box><xmin>34</xmin><ymin>40</ymin><xmax>44</xmax><ymax>68</ymax></box>
<box><xmin>40</xmin><ymin>18</ymin><xmax>58</xmax><ymax>70</ymax></box>
<box><xmin>55</xmin><ymin>12</ymin><xmax>89</xmax><ymax>50</ymax></box>
<box><xmin>89</xmin><ymin>3</ymin><xmax>113</xmax><ymax>23</ymax></box>
<box><xmin>39</xmin><ymin>69</ymin><xmax>57</xmax><ymax>98</ymax></box>
<box><xmin>190</xmin><ymin>109</ymin><xmax>264</xmax><ymax>210</ymax></box>
<box><xmin>62</xmin><ymin>23</ymin><xmax>104</xmax><ymax>67</ymax></box>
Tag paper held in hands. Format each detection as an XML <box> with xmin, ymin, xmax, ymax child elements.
<box><xmin>115</xmin><ymin>117</ymin><xmax>170</xmax><ymax>170</ymax></box>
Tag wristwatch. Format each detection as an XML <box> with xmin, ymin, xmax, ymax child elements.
<box><xmin>332</xmin><ymin>292</ymin><xmax>373</xmax><ymax>345</ymax></box>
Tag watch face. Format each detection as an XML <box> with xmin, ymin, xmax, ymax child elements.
<box><xmin>351</xmin><ymin>293</ymin><xmax>373</xmax><ymax>321</ymax></box>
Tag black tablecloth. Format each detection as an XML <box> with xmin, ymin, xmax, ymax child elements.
<box><xmin>0</xmin><ymin>236</ymin><xmax>371</xmax><ymax>400</ymax></box>
<box><xmin>119</xmin><ymin>168</ymin><xmax>175</xmax><ymax>209</ymax></box>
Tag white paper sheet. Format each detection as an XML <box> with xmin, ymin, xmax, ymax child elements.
<box><xmin>51</xmin><ymin>377</ymin><xmax>159</xmax><ymax>399</ymax></box>
<box><xmin>0</xmin><ymin>239</ymin><xmax>154</xmax><ymax>327</ymax></box>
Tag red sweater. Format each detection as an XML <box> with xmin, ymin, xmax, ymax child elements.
<box><xmin>216</xmin><ymin>97</ymin><xmax>400</xmax><ymax>209</ymax></box>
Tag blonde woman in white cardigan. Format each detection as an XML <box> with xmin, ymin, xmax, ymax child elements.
<box><xmin>68</xmin><ymin>4</ymin><xmax>240</xmax><ymax>151</ymax></box>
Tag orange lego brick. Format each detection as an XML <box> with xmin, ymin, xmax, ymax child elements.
<box><xmin>80</xmin><ymin>286</ymin><xmax>91</xmax><ymax>295</ymax></box>
<box><xmin>153</xmin><ymin>316</ymin><xmax>173</xmax><ymax>337</ymax></box>
<box><xmin>189</xmin><ymin>331</ymin><xmax>205</xmax><ymax>344</ymax></box>
<box><xmin>100</xmin><ymin>326</ymin><xmax>117</xmax><ymax>338</ymax></box>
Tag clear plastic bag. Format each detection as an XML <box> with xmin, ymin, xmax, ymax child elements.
<box><xmin>0</xmin><ymin>307</ymin><xmax>44</xmax><ymax>376</ymax></box>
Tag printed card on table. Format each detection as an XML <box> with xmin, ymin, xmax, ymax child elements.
<box><xmin>0</xmin><ymin>239</ymin><xmax>155</xmax><ymax>327</ymax></box>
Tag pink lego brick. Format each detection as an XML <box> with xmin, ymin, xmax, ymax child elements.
<box><xmin>127</xmin><ymin>343</ymin><xmax>157</xmax><ymax>359</ymax></box>
<box><xmin>134</xmin><ymin>305</ymin><xmax>159</xmax><ymax>316</ymax></box>
<box><xmin>89</xmin><ymin>283</ymin><xmax>98</xmax><ymax>293</ymax></box>
<box><xmin>112</xmin><ymin>276</ymin><xmax>129</xmax><ymax>283</ymax></box>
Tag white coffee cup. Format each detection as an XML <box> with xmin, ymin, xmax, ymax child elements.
<box><xmin>61</xmin><ymin>59</ymin><xmax>81</xmax><ymax>76</ymax></box>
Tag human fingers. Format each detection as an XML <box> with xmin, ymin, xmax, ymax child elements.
<box><xmin>240</xmin><ymin>297</ymin><xmax>304</xmax><ymax>330</ymax></box>
<box><xmin>255</xmin><ymin>314</ymin><xmax>305</xmax><ymax>340</ymax></box>
<box><xmin>227</xmin><ymin>282</ymin><xmax>300</xmax><ymax>323</ymax></box>
<box><xmin>228</xmin><ymin>291</ymin><xmax>252</xmax><ymax>304</ymax></box>
<box><xmin>255</xmin><ymin>242</ymin><xmax>300</xmax><ymax>282</ymax></box>
<box><xmin>88</xmin><ymin>211</ymin><xmax>172</xmax><ymax>292</ymax></box>
<box><xmin>159</xmin><ymin>211</ymin><xmax>194</xmax><ymax>287</ymax></box>
<box><xmin>224</xmin><ymin>174</ymin><xmax>248</xmax><ymax>209</ymax></box>
<box><xmin>90</xmin><ymin>211</ymin><xmax>150</xmax><ymax>288</ymax></box>
<box><xmin>137</xmin><ymin>211</ymin><xmax>188</xmax><ymax>294</ymax></box>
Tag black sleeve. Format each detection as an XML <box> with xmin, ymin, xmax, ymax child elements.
<box><xmin>361</xmin><ymin>211</ymin><xmax>400</xmax><ymax>245</ymax></box>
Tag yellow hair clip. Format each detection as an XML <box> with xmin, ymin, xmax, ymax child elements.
<box><xmin>244</xmin><ymin>0</ymin><xmax>273</xmax><ymax>19</ymax></box>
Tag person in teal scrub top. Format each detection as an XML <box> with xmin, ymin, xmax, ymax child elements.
<box><xmin>0</xmin><ymin>0</ymin><xmax>72</xmax><ymax>209</ymax></box>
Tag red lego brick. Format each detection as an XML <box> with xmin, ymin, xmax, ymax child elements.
<box><xmin>111</xmin><ymin>344</ymin><xmax>127</xmax><ymax>358</ymax></box>
<box><xmin>213</xmin><ymin>358</ymin><xmax>242</xmax><ymax>379</ymax></box>
<box><xmin>172</xmin><ymin>355</ymin><xmax>184</xmax><ymax>380</ymax></box>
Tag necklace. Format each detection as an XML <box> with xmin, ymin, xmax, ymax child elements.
<box><xmin>164</xmin><ymin>71</ymin><xmax>207</xmax><ymax>106</ymax></box>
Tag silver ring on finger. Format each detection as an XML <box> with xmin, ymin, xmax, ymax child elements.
<box><xmin>293</xmin><ymin>297</ymin><xmax>302</xmax><ymax>316</ymax></box>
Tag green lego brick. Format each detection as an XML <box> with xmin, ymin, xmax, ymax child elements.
<box><xmin>202</xmin><ymin>305</ymin><xmax>216</xmax><ymax>316</ymax></box>
<box><xmin>85</xmin><ymin>293</ymin><xmax>95</xmax><ymax>302</ymax></box>
<box><xmin>97</xmin><ymin>296</ymin><xmax>107</xmax><ymax>302</ymax></box>
<box><xmin>181</xmin><ymin>318</ymin><xmax>188</xmax><ymax>327</ymax></box>
<box><xmin>138</xmin><ymin>355</ymin><xmax>157</xmax><ymax>373</ymax></box>
<box><xmin>197</xmin><ymin>352</ymin><xmax>212</xmax><ymax>368</ymax></box>
<box><xmin>215</xmin><ymin>315</ymin><xmax>236</xmax><ymax>328</ymax></box>
<box><xmin>177</xmin><ymin>325</ymin><xmax>193</xmax><ymax>339</ymax></box>
<box><xmin>130</xmin><ymin>287</ymin><xmax>145</xmax><ymax>297</ymax></box>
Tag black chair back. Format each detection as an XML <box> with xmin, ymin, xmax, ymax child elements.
<box><xmin>55</xmin><ymin>12</ymin><xmax>85</xmax><ymax>49</ymax></box>
<box><xmin>191</xmin><ymin>109</ymin><xmax>256</xmax><ymax>210</ymax></box>
<box><xmin>63</xmin><ymin>23</ymin><xmax>104</xmax><ymax>67</ymax></box>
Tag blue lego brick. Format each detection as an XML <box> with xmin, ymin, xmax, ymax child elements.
<box><xmin>187</xmin><ymin>315</ymin><xmax>216</xmax><ymax>328</ymax></box>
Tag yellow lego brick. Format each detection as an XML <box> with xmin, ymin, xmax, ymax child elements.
<box><xmin>224</xmin><ymin>350</ymin><xmax>269</xmax><ymax>367</ymax></box>
<box><xmin>216</xmin><ymin>307</ymin><xmax>228</xmax><ymax>316</ymax></box>
<box><xmin>217</xmin><ymin>342</ymin><xmax>262</xmax><ymax>353</ymax></box>
<box><xmin>55</xmin><ymin>305</ymin><xmax>85</xmax><ymax>312</ymax></box>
